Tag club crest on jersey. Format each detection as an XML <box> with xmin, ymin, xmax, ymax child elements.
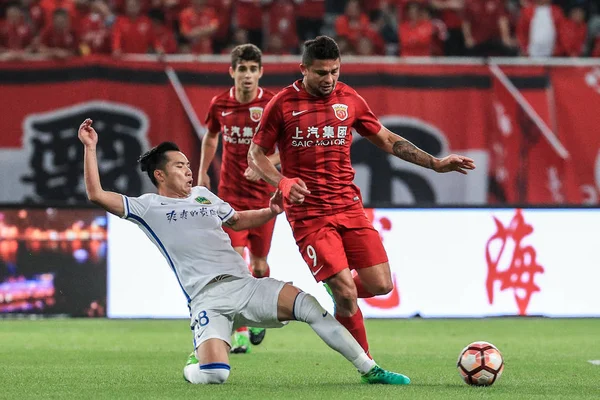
<box><xmin>195</xmin><ymin>196</ymin><xmax>211</xmax><ymax>205</ymax></box>
<box><xmin>249</xmin><ymin>107</ymin><xmax>264</xmax><ymax>123</ymax></box>
<box><xmin>332</xmin><ymin>104</ymin><xmax>349</xmax><ymax>121</ymax></box>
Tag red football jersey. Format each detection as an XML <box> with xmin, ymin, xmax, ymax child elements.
<box><xmin>253</xmin><ymin>80</ymin><xmax>381</xmax><ymax>221</ymax></box>
<box><xmin>112</xmin><ymin>15</ymin><xmax>153</xmax><ymax>54</ymax></box>
<box><xmin>179</xmin><ymin>5</ymin><xmax>218</xmax><ymax>54</ymax></box>
<box><xmin>205</xmin><ymin>87</ymin><xmax>276</xmax><ymax>209</ymax></box>
<box><xmin>0</xmin><ymin>21</ymin><xmax>33</xmax><ymax>50</ymax></box>
<box><xmin>77</xmin><ymin>12</ymin><xmax>111</xmax><ymax>55</ymax></box>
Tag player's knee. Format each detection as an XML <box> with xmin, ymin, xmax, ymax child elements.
<box><xmin>368</xmin><ymin>279</ymin><xmax>393</xmax><ymax>295</ymax></box>
<box><xmin>334</xmin><ymin>296</ymin><xmax>358</xmax><ymax>317</ymax></box>
<box><xmin>203</xmin><ymin>367</ymin><xmax>230</xmax><ymax>384</ymax></box>
<box><xmin>184</xmin><ymin>364</ymin><xmax>230</xmax><ymax>384</ymax></box>
<box><xmin>293</xmin><ymin>292</ymin><xmax>324</xmax><ymax>324</ymax></box>
<box><xmin>332</xmin><ymin>285</ymin><xmax>358</xmax><ymax>307</ymax></box>
<box><xmin>208</xmin><ymin>368</ymin><xmax>230</xmax><ymax>384</ymax></box>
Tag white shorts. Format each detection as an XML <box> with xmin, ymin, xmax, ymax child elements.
<box><xmin>189</xmin><ymin>275</ymin><xmax>287</xmax><ymax>349</ymax></box>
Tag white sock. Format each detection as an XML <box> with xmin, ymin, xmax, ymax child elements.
<box><xmin>293</xmin><ymin>292</ymin><xmax>376</xmax><ymax>374</ymax></box>
<box><xmin>183</xmin><ymin>363</ymin><xmax>230</xmax><ymax>384</ymax></box>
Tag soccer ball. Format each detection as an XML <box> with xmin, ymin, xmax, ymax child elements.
<box><xmin>457</xmin><ymin>341</ymin><xmax>504</xmax><ymax>386</ymax></box>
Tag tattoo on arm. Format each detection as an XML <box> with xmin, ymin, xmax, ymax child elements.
<box><xmin>392</xmin><ymin>139</ymin><xmax>436</xmax><ymax>169</ymax></box>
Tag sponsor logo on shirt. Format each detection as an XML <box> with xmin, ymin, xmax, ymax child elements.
<box><xmin>222</xmin><ymin>125</ymin><xmax>255</xmax><ymax>145</ymax></box>
<box><xmin>195</xmin><ymin>196</ymin><xmax>212</xmax><ymax>204</ymax></box>
<box><xmin>291</xmin><ymin>125</ymin><xmax>348</xmax><ymax>147</ymax></box>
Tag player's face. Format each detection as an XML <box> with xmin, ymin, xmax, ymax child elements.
<box><xmin>230</xmin><ymin>60</ymin><xmax>263</xmax><ymax>95</ymax></box>
<box><xmin>300</xmin><ymin>59</ymin><xmax>340</xmax><ymax>97</ymax></box>
<box><xmin>158</xmin><ymin>151</ymin><xmax>193</xmax><ymax>196</ymax></box>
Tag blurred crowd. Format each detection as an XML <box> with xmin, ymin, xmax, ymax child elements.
<box><xmin>1</xmin><ymin>0</ymin><xmax>600</xmax><ymax>60</ymax></box>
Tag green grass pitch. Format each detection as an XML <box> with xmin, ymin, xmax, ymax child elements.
<box><xmin>1</xmin><ymin>318</ymin><xmax>598</xmax><ymax>399</ymax></box>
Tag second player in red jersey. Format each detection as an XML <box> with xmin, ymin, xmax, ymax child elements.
<box><xmin>198</xmin><ymin>44</ymin><xmax>279</xmax><ymax>353</ymax></box>
<box><xmin>250</xmin><ymin>36</ymin><xmax>475</xmax><ymax>379</ymax></box>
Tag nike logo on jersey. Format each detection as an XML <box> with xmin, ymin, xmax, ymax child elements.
<box><xmin>221</xmin><ymin>111</ymin><xmax>233</xmax><ymax>116</ymax></box>
<box><xmin>160</xmin><ymin>202</ymin><xmax>168</xmax><ymax>205</ymax></box>
<box><xmin>322</xmin><ymin>311</ymin><xmax>328</xmax><ymax>318</ymax></box>
<box><xmin>292</xmin><ymin>110</ymin><xmax>308</xmax><ymax>116</ymax></box>
<box><xmin>312</xmin><ymin>265</ymin><xmax>324</xmax><ymax>276</ymax></box>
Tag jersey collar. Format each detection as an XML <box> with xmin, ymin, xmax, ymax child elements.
<box><xmin>229</xmin><ymin>86</ymin><xmax>264</xmax><ymax>102</ymax></box>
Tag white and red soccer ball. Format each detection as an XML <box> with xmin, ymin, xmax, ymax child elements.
<box><xmin>457</xmin><ymin>341</ymin><xmax>504</xmax><ymax>386</ymax></box>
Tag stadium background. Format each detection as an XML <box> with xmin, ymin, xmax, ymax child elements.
<box><xmin>2</xmin><ymin>3</ymin><xmax>600</xmax><ymax>399</ymax></box>
<box><xmin>1</xmin><ymin>0</ymin><xmax>600</xmax><ymax>321</ymax></box>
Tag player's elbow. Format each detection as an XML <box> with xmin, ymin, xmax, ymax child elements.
<box><xmin>248</xmin><ymin>144</ymin><xmax>257</xmax><ymax>160</ymax></box>
<box><xmin>87</xmin><ymin>189</ymin><xmax>108</xmax><ymax>209</ymax></box>
<box><xmin>228</xmin><ymin>222</ymin><xmax>243</xmax><ymax>232</ymax></box>
<box><xmin>86</xmin><ymin>189</ymin><xmax>101</xmax><ymax>204</ymax></box>
<box><xmin>225</xmin><ymin>213</ymin><xmax>243</xmax><ymax>231</ymax></box>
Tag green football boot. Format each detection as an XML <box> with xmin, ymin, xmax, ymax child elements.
<box><xmin>183</xmin><ymin>351</ymin><xmax>199</xmax><ymax>383</ymax></box>
<box><xmin>361</xmin><ymin>365</ymin><xmax>411</xmax><ymax>385</ymax></box>
<box><xmin>185</xmin><ymin>351</ymin><xmax>199</xmax><ymax>366</ymax></box>
<box><xmin>230</xmin><ymin>331</ymin><xmax>251</xmax><ymax>354</ymax></box>
<box><xmin>248</xmin><ymin>327</ymin><xmax>266</xmax><ymax>345</ymax></box>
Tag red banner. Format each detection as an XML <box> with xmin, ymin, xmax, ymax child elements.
<box><xmin>0</xmin><ymin>58</ymin><xmax>597</xmax><ymax>205</ymax></box>
<box><xmin>489</xmin><ymin>66</ymin><xmax>580</xmax><ymax>204</ymax></box>
<box><xmin>551</xmin><ymin>67</ymin><xmax>600</xmax><ymax>204</ymax></box>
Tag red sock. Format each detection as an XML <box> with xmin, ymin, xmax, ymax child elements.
<box><xmin>335</xmin><ymin>307</ymin><xmax>370</xmax><ymax>356</ymax></box>
<box><xmin>236</xmin><ymin>326</ymin><xmax>248</xmax><ymax>333</ymax></box>
<box><xmin>252</xmin><ymin>266</ymin><xmax>270</xmax><ymax>278</ymax></box>
<box><xmin>353</xmin><ymin>274</ymin><xmax>375</xmax><ymax>298</ymax></box>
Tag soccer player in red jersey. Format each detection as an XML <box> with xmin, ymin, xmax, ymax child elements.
<box><xmin>249</xmin><ymin>36</ymin><xmax>475</xmax><ymax>367</ymax></box>
<box><xmin>198</xmin><ymin>44</ymin><xmax>279</xmax><ymax>353</ymax></box>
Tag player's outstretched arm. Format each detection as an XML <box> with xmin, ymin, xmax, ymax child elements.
<box><xmin>78</xmin><ymin>119</ymin><xmax>125</xmax><ymax>217</ymax></box>
<box><xmin>224</xmin><ymin>190</ymin><xmax>284</xmax><ymax>231</ymax></box>
<box><xmin>198</xmin><ymin>131</ymin><xmax>219</xmax><ymax>188</ymax></box>
<box><xmin>368</xmin><ymin>126</ymin><xmax>476</xmax><ymax>174</ymax></box>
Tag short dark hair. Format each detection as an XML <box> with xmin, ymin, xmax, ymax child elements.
<box><xmin>138</xmin><ymin>141</ymin><xmax>180</xmax><ymax>187</ymax></box>
<box><xmin>302</xmin><ymin>36</ymin><xmax>340</xmax><ymax>66</ymax></box>
<box><xmin>231</xmin><ymin>44</ymin><xmax>262</xmax><ymax>69</ymax></box>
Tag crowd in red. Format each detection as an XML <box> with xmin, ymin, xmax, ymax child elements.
<box><xmin>1</xmin><ymin>0</ymin><xmax>599</xmax><ymax>59</ymax></box>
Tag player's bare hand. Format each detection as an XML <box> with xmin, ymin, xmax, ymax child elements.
<box><xmin>78</xmin><ymin>119</ymin><xmax>98</xmax><ymax>148</ymax></box>
<box><xmin>289</xmin><ymin>179</ymin><xmax>310</xmax><ymax>204</ymax></box>
<box><xmin>433</xmin><ymin>154</ymin><xmax>476</xmax><ymax>175</ymax></box>
<box><xmin>278</xmin><ymin>177</ymin><xmax>311</xmax><ymax>205</ymax></box>
<box><xmin>269</xmin><ymin>190</ymin><xmax>284</xmax><ymax>215</ymax></box>
<box><xmin>198</xmin><ymin>172</ymin><xmax>211</xmax><ymax>189</ymax></box>
<box><xmin>243</xmin><ymin>166</ymin><xmax>261</xmax><ymax>182</ymax></box>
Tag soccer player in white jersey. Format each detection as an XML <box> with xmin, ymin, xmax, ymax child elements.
<box><xmin>78</xmin><ymin>118</ymin><xmax>410</xmax><ymax>384</ymax></box>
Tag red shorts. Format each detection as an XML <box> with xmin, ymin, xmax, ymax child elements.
<box><xmin>290</xmin><ymin>207</ymin><xmax>388</xmax><ymax>282</ymax></box>
<box><xmin>223</xmin><ymin>217</ymin><xmax>276</xmax><ymax>258</ymax></box>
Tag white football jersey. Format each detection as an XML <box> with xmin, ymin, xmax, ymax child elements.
<box><xmin>121</xmin><ymin>186</ymin><xmax>250</xmax><ymax>303</ymax></box>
